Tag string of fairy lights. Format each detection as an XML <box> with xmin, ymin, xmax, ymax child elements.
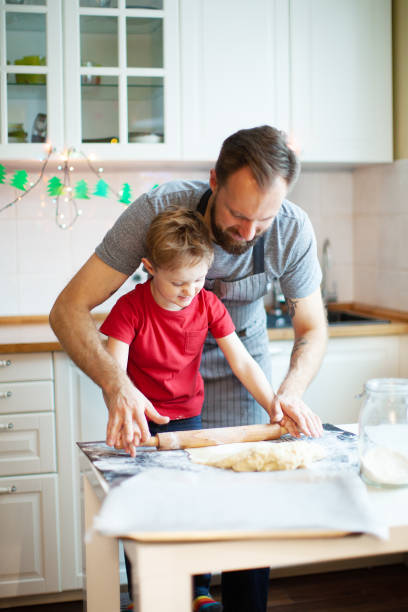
<box><xmin>0</xmin><ymin>146</ymin><xmax>150</xmax><ymax>229</ymax></box>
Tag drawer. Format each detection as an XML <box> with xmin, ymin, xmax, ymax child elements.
<box><xmin>0</xmin><ymin>474</ymin><xmax>59</xmax><ymax>596</ymax></box>
<box><xmin>0</xmin><ymin>412</ymin><xmax>56</xmax><ymax>476</ymax></box>
<box><xmin>0</xmin><ymin>353</ymin><xmax>53</xmax><ymax>383</ymax></box>
<box><xmin>0</xmin><ymin>381</ymin><xmax>54</xmax><ymax>414</ymax></box>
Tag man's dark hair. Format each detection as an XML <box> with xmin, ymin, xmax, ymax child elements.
<box><xmin>215</xmin><ymin>125</ymin><xmax>300</xmax><ymax>189</ymax></box>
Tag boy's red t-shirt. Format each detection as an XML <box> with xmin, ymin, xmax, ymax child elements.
<box><xmin>99</xmin><ymin>280</ymin><xmax>235</xmax><ymax>420</ymax></box>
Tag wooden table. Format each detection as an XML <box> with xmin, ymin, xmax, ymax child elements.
<box><xmin>80</xmin><ymin>426</ymin><xmax>408</xmax><ymax>612</ymax></box>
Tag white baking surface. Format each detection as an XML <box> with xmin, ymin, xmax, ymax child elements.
<box><xmin>93</xmin><ymin>467</ymin><xmax>387</xmax><ymax>540</ymax></box>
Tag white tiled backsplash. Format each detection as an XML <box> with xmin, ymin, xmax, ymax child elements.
<box><xmin>353</xmin><ymin>159</ymin><xmax>408</xmax><ymax>311</ymax></box>
<box><xmin>1</xmin><ymin>160</ymin><xmax>406</xmax><ymax>316</ymax></box>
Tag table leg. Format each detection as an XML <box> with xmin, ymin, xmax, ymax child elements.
<box><xmin>83</xmin><ymin>475</ymin><xmax>121</xmax><ymax>612</ymax></box>
<box><xmin>124</xmin><ymin>540</ymin><xmax>192</xmax><ymax>612</ymax></box>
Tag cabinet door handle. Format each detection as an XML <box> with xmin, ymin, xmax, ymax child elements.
<box><xmin>0</xmin><ymin>391</ymin><xmax>12</xmax><ymax>399</ymax></box>
<box><xmin>0</xmin><ymin>422</ymin><xmax>14</xmax><ymax>431</ymax></box>
<box><xmin>0</xmin><ymin>360</ymin><xmax>11</xmax><ymax>368</ymax></box>
<box><xmin>0</xmin><ymin>485</ymin><xmax>17</xmax><ymax>495</ymax></box>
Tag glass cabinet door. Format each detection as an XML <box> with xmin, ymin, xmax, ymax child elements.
<box><xmin>64</xmin><ymin>0</ymin><xmax>179</xmax><ymax>159</ymax></box>
<box><xmin>0</xmin><ymin>0</ymin><xmax>64</xmax><ymax>157</ymax></box>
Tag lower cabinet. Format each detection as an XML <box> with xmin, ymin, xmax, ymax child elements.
<box><xmin>0</xmin><ymin>474</ymin><xmax>59</xmax><ymax>598</ymax></box>
<box><xmin>269</xmin><ymin>335</ymin><xmax>402</xmax><ymax>424</ymax></box>
<box><xmin>53</xmin><ymin>352</ymin><xmax>127</xmax><ymax>593</ymax></box>
<box><xmin>0</xmin><ymin>412</ymin><xmax>56</xmax><ymax>477</ymax></box>
<box><xmin>0</xmin><ymin>353</ymin><xmax>58</xmax><ymax>598</ymax></box>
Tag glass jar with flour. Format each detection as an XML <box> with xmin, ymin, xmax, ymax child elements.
<box><xmin>359</xmin><ymin>378</ymin><xmax>408</xmax><ymax>487</ymax></box>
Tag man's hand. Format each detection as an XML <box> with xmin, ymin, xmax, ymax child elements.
<box><xmin>269</xmin><ymin>393</ymin><xmax>323</xmax><ymax>438</ymax></box>
<box><xmin>104</xmin><ymin>378</ymin><xmax>169</xmax><ymax>457</ymax></box>
<box><xmin>265</xmin><ymin>289</ymin><xmax>326</xmax><ymax>438</ymax></box>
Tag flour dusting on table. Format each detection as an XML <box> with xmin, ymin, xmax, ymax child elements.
<box><xmin>78</xmin><ymin>424</ymin><xmax>358</xmax><ymax>488</ymax></box>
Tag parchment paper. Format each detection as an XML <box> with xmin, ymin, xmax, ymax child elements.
<box><xmin>93</xmin><ymin>467</ymin><xmax>386</xmax><ymax>539</ymax></box>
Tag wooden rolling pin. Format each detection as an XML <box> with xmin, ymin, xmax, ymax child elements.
<box><xmin>142</xmin><ymin>423</ymin><xmax>287</xmax><ymax>451</ymax></box>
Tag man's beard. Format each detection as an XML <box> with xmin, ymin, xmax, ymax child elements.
<box><xmin>210</xmin><ymin>194</ymin><xmax>263</xmax><ymax>255</ymax></box>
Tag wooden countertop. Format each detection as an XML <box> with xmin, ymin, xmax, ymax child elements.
<box><xmin>0</xmin><ymin>314</ymin><xmax>105</xmax><ymax>354</ymax></box>
<box><xmin>1</xmin><ymin>304</ymin><xmax>408</xmax><ymax>353</ymax></box>
<box><xmin>267</xmin><ymin>302</ymin><xmax>408</xmax><ymax>340</ymax></box>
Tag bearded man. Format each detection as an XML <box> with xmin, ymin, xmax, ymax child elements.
<box><xmin>50</xmin><ymin>125</ymin><xmax>327</xmax><ymax>612</ymax></box>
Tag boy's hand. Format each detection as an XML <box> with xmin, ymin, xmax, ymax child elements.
<box><xmin>104</xmin><ymin>379</ymin><xmax>169</xmax><ymax>457</ymax></box>
<box><xmin>269</xmin><ymin>393</ymin><xmax>323</xmax><ymax>439</ymax></box>
<box><xmin>267</xmin><ymin>394</ymin><xmax>284</xmax><ymax>424</ymax></box>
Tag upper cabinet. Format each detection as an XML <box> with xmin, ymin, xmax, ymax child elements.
<box><xmin>290</xmin><ymin>0</ymin><xmax>393</xmax><ymax>163</ymax></box>
<box><xmin>0</xmin><ymin>0</ymin><xmax>64</xmax><ymax>158</ymax></box>
<box><xmin>179</xmin><ymin>0</ymin><xmax>291</xmax><ymax>161</ymax></box>
<box><xmin>0</xmin><ymin>0</ymin><xmax>180</xmax><ymax>160</ymax></box>
<box><xmin>180</xmin><ymin>0</ymin><xmax>392</xmax><ymax>164</ymax></box>
<box><xmin>63</xmin><ymin>0</ymin><xmax>180</xmax><ymax>160</ymax></box>
<box><xmin>0</xmin><ymin>0</ymin><xmax>392</xmax><ymax>163</ymax></box>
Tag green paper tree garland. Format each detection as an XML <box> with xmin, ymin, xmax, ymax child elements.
<box><xmin>47</xmin><ymin>176</ymin><xmax>64</xmax><ymax>197</ymax></box>
<box><xmin>74</xmin><ymin>179</ymin><xmax>90</xmax><ymax>199</ymax></box>
<box><xmin>10</xmin><ymin>170</ymin><xmax>28</xmax><ymax>191</ymax></box>
<box><xmin>119</xmin><ymin>183</ymin><xmax>132</xmax><ymax>205</ymax></box>
<box><xmin>0</xmin><ymin>147</ymin><xmax>53</xmax><ymax>214</ymax></box>
<box><xmin>0</xmin><ymin>164</ymin><xmax>6</xmax><ymax>185</ymax></box>
<box><xmin>0</xmin><ymin>149</ymin><xmax>159</xmax><ymax>226</ymax></box>
<box><xmin>93</xmin><ymin>178</ymin><xmax>109</xmax><ymax>197</ymax></box>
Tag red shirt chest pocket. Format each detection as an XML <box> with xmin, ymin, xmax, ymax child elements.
<box><xmin>184</xmin><ymin>328</ymin><xmax>208</xmax><ymax>355</ymax></box>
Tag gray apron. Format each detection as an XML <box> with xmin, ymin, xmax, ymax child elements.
<box><xmin>197</xmin><ymin>190</ymin><xmax>272</xmax><ymax>428</ymax></box>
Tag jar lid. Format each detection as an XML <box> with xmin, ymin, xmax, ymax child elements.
<box><xmin>365</xmin><ymin>378</ymin><xmax>408</xmax><ymax>393</ymax></box>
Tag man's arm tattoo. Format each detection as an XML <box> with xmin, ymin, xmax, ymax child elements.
<box><xmin>286</xmin><ymin>297</ymin><xmax>298</xmax><ymax>318</ymax></box>
<box><xmin>290</xmin><ymin>336</ymin><xmax>308</xmax><ymax>367</ymax></box>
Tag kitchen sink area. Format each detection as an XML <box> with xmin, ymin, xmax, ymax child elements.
<box><xmin>326</xmin><ymin>310</ymin><xmax>390</xmax><ymax>325</ymax></box>
<box><xmin>266</xmin><ymin>308</ymin><xmax>392</xmax><ymax>329</ymax></box>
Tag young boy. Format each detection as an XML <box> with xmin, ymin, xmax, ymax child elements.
<box><xmin>100</xmin><ymin>208</ymin><xmax>278</xmax><ymax>611</ymax></box>
<box><xmin>100</xmin><ymin>207</ymin><xmax>278</xmax><ymax>447</ymax></box>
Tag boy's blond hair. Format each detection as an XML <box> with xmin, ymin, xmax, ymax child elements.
<box><xmin>145</xmin><ymin>207</ymin><xmax>214</xmax><ymax>271</ymax></box>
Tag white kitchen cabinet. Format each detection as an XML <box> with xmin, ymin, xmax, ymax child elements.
<box><xmin>53</xmin><ymin>352</ymin><xmax>128</xmax><ymax>592</ymax></box>
<box><xmin>0</xmin><ymin>474</ymin><xmax>59</xmax><ymax>598</ymax></box>
<box><xmin>53</xmin><ymin>352</ymin><xmax>91</xmax><ymax>592</ymax></box>
<box><xmin>0</xmin><ymin>0</ymin><xmax>64</xmax><ymax>157</ymax></box>
<box><xmin>1</xmin><ymin>0</ymin><xmax>392</xmax><ymax>164</ymax></box>
<box><xmin>1</xmin><ymin>0</ymin><xmax>180</xmax><ymax>161</ymax></box>
<box><xmin>179</xmin><ymin>0</ymin><xmax>290</xmax><ymax>160</ymax></box>
<box><xmin>0</xmin><ymin>352</ymin><xmax>53</xmax><ymax>383</ymax></box>
<box><xmin>0</xmin><ymin>412</ymin><xmax>56</xmax><ymax>476</ymax></box>
<box><xmin>269</xmin><ymin>335</ymin><xmax>401</xmax><ymax>424</ymax></box>
<box><xmin>0</xmin><ymin>353</ymin><xmax>59</xmax><ymax>599</ymax></box>
<box><xmin>180</xmin><ymin>0</ymin><xmax>392</xmax><ymax>164</ymax></box>
<box><xmin>290</xmin><ymin>0</ymin><xmax>392</xmax><ymax>163</ymax></box>
<box><xmin>0</xmin><ymin>380</ymin><xmax>54</xmax><ymax>414</ymax></box>
<box><xmin>0</xmin><ymin>350</ymin><xmax>125</xmax><ymax>598</ymax></box>
<box><xmin>63</xmin><ymin>0</ymin><xmax>180</xmax><ymax>160</ymax></box>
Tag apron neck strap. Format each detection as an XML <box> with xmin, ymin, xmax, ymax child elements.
<box><xmin>197</xmin><ymin>188</ymin><xmax>212</xmax><ymax>216</ymax></box>
<box><xmin>253</xmin><ymin>236</ymin><xmax>265</xmax><ymax>274</ymax></box>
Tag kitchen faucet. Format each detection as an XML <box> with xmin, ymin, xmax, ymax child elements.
<box><xmin>321</xmin><ymin>238</ymin><xmax>338</xmax><ymax>304</ymax></box>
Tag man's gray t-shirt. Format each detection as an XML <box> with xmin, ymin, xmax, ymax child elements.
<box><xmin>96</xmin><ymin>179</ymin><xmax>321</xmax><ymax>303</ymax></box>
